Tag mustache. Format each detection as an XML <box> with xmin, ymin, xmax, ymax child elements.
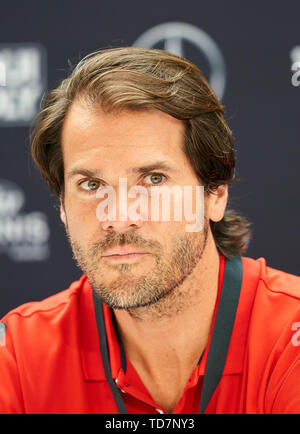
<box><xmin>88</xmin><ymin>229</ymin><xmax>162</xmax><ymax>256</ymax></box>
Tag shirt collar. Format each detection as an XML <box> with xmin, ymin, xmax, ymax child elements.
<box><xmin>79</xmin><ymin>275</ymin><xmax>106</xmax><ymax>381</ymax></box>
<box><xmin>79</xmin><ymin>274</ymin><xmax>127</xmax><ymax>381</ymax></box>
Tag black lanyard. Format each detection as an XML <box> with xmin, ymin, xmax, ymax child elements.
<box><xmin>92</xmin><ymin>255</ymin><xmax>243</xmax><ymax>414</ymax></box>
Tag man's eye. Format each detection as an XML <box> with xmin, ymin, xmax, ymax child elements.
<box><xmin>143</xmin><ymin>173</ymin><xmax>165</xmax><ymax>185</ymax></box>
<box><xmin>79</xmin><ymin>179</ymin><xmax>102</xmax><ymax>191</ymax></box>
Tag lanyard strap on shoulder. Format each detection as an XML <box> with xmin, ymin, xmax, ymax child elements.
<box><xmin>92</xmin><ymin>291</ymin><xmax>129</xmax><ymax>414</ymax></box>
<box><xmin>199</xmin><ymin>255</ymin><xmax>243</xmax><ymax>414</ymax></box>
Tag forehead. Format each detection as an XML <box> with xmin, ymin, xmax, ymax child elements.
<box><xmin>61</xmin><ymin>102</ymin><xmax>185</xmax><ymax>147</ymax></box>
<box><xmin>61</xmin><ymin>101</ymin><xmax>188</xmax><ymax>167</ymax></box>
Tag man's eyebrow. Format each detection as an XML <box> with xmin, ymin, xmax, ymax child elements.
<box><xmin>66</xmin><ymin>168</ymin><xmax>100</xmax><ymax>180</ymax></box>
<box><xmin>66</xmin><ymin>161</ymin><xmax>178</xmax><ymax>180</ymax></box>
<box><xmin>131</xmin><ymin>161</ymin><xmax>178</xmax><ymax>174</ymax></box>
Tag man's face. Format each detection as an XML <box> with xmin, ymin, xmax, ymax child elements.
<box><xmin>60</xmin><ymin>102</ymin><xmax>212</xmax><ymax>312</ymax></box>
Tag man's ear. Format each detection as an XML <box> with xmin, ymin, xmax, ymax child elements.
<box><xmin>59</xmin><ymin>196</ymin><xmax>66</xmax><ymax>225</ymax></box>
<box><xmin>207</xmin><ymin>184</ymin><xmax>228</xmax><ymax>223</ymax></box>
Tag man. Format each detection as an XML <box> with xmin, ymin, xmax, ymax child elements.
<box><xmin>0</xmin><ymin>47</ymin><xmax>300</xmax><ymax>414</ymax></box>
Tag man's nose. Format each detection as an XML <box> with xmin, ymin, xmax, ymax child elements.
<box><xmin>97</xmin><ymin>193</ymin><xmax>145</xmax><ymax>232</ymax></box>
<box><xmin>101</xmin><ymin>216</ymin><xmax>144</xmax><ymax>232</ymax></box>
<box><xmin>96</xmin><ymin>179</ymin><xmax>148</xmax><ymax>231</ymax></box>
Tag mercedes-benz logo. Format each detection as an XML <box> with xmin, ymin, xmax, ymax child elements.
<box><xmin>133</xmin><ymin>22</ymin><xmax>226</xmax><ymax>100</ymax></box>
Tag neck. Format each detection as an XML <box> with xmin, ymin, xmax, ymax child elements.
<box><xmin>113</xmin><ymin>234</ymin><xmax>220</xmax><ymax>391</ymax></box>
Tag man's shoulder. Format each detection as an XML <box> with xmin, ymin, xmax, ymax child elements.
<box><xmin>237</xmin><ymin>257</ymin><xmax>300</xmax><ymax>413</ymax></box>
<box><xmin>242</xmin><ymin>256</ymin><xmax>300</xmax><ymax>300</ymax></box>
<box><xmin>1</xmin><ymin>274</ymin><xmax>88</xmax><ymax>324</ymax></box>
<box><xmin>241</xmin><ymin>256</ymin><xmax>300</xmax><ymax>345</ymax></box>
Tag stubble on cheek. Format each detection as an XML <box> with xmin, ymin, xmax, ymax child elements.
<box><xmin>63</xmin><ymin>217</ymin><xmax>209</xmax><ymax>318</ymax></box>
<box><xmin>64</xmin><ymin>225</ymin><xmax>164</xmax><ymax>295</ymax></box>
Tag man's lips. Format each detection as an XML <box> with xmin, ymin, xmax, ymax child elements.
<box><xmin>101</xmin><ymin>246</ymin><xmax>149</xmax><ymax>257</ymax></box>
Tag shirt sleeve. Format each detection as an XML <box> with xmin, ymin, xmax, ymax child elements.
<box><xmin>0</xmin><ymin>320</ymin><xmax>25</xmax><ymax>413</ymax></box>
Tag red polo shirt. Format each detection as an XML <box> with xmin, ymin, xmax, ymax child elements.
<box><xmin>1</xmin><ymin>254</ymin><xmax>300</xmax><ymax>414</ymax></box>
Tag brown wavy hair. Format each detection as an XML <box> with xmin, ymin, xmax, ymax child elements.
<box><xmin>31</xmin><ymin>47</ymin><xmax>251</xmax><ymax>258</ymax></box>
